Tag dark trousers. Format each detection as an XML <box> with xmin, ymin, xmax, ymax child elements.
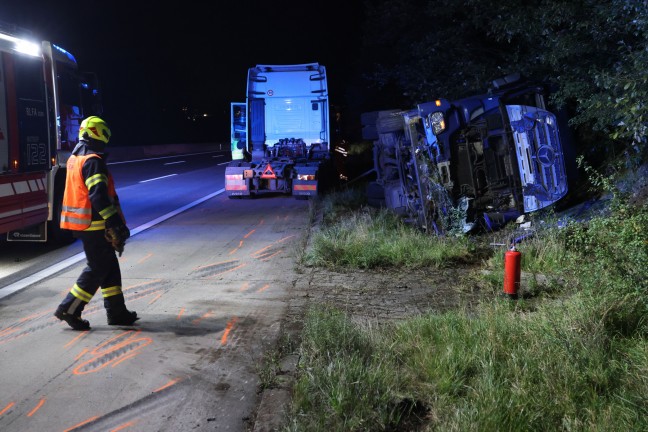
<box><xmin>57</xmin><ymin>230</ymin><xmax>127</xmax><ymax>316</ymax></box>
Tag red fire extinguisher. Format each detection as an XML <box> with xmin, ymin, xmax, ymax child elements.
<box><xmin>503</xmin><ymin>244</ymin><xmax>521</xmax><ymax>299</ymax></box>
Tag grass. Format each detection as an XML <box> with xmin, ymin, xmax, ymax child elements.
<box><xmin>301</xmin><ymin>188</ymin><xmax>481</xmax><ymax>270</ymax></box>
<box><xmin>284</xmin><ymin>184</ymin><xmax>648</xmax><ymax>431</ymax></box>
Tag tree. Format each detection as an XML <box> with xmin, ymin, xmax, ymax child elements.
<box><xmin>361</xmin><ymin>0</ymin><xmax>648</xmax><ymax>162</ymax></box>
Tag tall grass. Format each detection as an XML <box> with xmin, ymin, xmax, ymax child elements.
<box><xmin>287</xmin><ymin>186</ymin><xmax>648</xmax><ymax>431</ymax></box>
<box><xmin>303</xmin><ymin>188</ymin><xmax>479</xmax><ymax>269</ymax></box>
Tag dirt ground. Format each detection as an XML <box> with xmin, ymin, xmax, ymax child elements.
<box><xmin>288</xmin><ymin>264</ymin><xmax>491</xmax><ymax>324</ymax></box>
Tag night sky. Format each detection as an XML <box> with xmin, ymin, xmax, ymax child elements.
<box><xmin>2</xmin><ymin>0</ymin><xmax>365</xmax><ymax>145</ymax></box>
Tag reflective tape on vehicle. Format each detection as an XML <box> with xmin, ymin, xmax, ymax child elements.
<box><xmin>293</xmin><ymin>184</ymin><xmax>317</xmax><ymax>191</ymax></box>
<box><xmin>226</xmin><ymin>184</ymin><xmax>248</xmax><ymax>191</ymax></box>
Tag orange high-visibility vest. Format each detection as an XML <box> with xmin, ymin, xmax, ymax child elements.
<box><xmin>60</xmin><ymin>154</ymin><xmax>121</xmax><ymax>231</ymax></box>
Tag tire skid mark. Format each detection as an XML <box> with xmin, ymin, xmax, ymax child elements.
<box><xmin>191</xmin><ymin>310</ymin><xmax>214</xmax><ymax>326</ymax></box>
<box><xmin>192</xmin><ymin>259</ymin><xmax>243</xmax><ymax>278</ymax></box>
<box><xmin>205</xmin><ymin>262</ymin><xmax>247</xmax><ymax>279</ymax></box>
<box><xmin>250</xmin><ymin>234</ymin><xmax>294</xmax><ymax>261</ymax></box>
<box><xmin>0</xmin><ymin>309</ymin><xmax>52</xmax><ymax>337</ymax></box>
<box><xmin>122</xmin><ymin>279</ymin><xmax>164</xmax><ymax>293</ymax></box>
<box><xmin>260</xmin><ymin>249</ymin><xmax>283</xmax><ymax>261</ymax></box>
<box><xmin>1</xmin><ymin>281</ymin><xmax>168</xmax><ymax>347</ymax></box>
<box><xmin>147</xmin><ymin>291</ymin><xmax>164</xmax><ymax>305</ymax></box>
<box><xmin>59</xmin><ymin>376</ymin><xmax>185</xmax><ymax>432</ymax></box>
<box><xmin>152</xmin><ymin>377</ymin><xmax>181</xmax><ymax>393</ymax></box>
<box><xmin>73</xmin><ymin>330</ymin><xmax>152</xmax><ymax>376</ymax></box>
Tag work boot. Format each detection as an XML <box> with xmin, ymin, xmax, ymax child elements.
<box><xmin>54</xmin><ymin>309</ymin><xmax>91</xmax><ymax>331</ymax></box>
<box><xmin>107</xmin><ymin>309</ymin><xmax>139</xmax><ymax>326</ymax></box>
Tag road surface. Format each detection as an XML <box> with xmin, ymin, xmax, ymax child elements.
<box><xmin>0</xmin><ymin>151</ymin><xmax>311</xmax><ymax>431</ymax></box>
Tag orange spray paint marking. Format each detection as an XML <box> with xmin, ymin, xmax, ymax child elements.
<box><xmin>0</xmin><ymin>326</ymin><xmax>19</xmax><ymax>337</ymax></box>
<box><xmin>26</xmin><ymin>398</ymin><xmax>46</xmax><ymax>417</ymax></box>
<box><xmin>192</xmin><ymin>311</ymin><xmax>213</xmax><ymax>326</ymax></box>
<box><xmin>63</xmin><ymin>416</ymin><xmax>100</xmax><ymax>432</ymax></box>
<box><xmin>0</xmin><ymin>402</ymin><xmax>15</xmax><ymax>416</ymax></box>
<box><xmin>124</xmin><ymin>279</ymin><xmax>163</xmax><ymax>292</ymax></box>
<box><xmin>137</xmin><ymin>253</ymin><xmax>153</xmax><ymax>264</ymax></box>
<box><xmin>73</xmin><ymin>330</ymin><xmax>153</xmax><ymax>375</ymax></box>
<box><xmin>206</xmin><ymin>263</ymin><xmax>247</xmax><ymax>279</ymax></box>
<box><xmin>148</xmin><ymin>291</ymin><xmax>163</xmax><ymax>305</ymax></box>
<box><xmin>256</xmin><ymin>284</ymin><xmax>270</xmax><ymax>293</ymax></box>
<box><xmin>64</xmin><ymin>331</ymin><xmax>89</xmax><ymax>348</ymax></box>
<box><xmin>251</xmin><ymin>244</ymin><xmax>273</xmax><ymax>258</ymax></box>
<box><xmin>229</xmin><ymin>240</ymin><xmax>244</xmax><ymax>255</ymax></box>
<box><xmin>21</xmin><ymin>310</ymin><xmax>51</xmax><ymax>322</ymax></box>
<box><xmin>239</xmin><ymin>282</ymin><xmax>249</xmax><ymax>292</ymax></box>
<box><xmin>74</xmin><ymin>348</ymin><xmax>90</xmax><ymax>361</ymax></box>
<box><xmin>194</xmin><ymin>260</ymin><xmax>238</xmax><ymax>271</ymax></box>
<box><xmin>261</xmin><ymin>250</ymin><xmax>283</xmax><ymax>261</ymax></box>
<box><xmin>153</xmin><ymin>378</ymin><xmax>180</xmax><ymax>393</ymax></box>
<box><xmin>176</xmin><ymin>307</ymin><xmax>185</xmax><ymax>320</ymax></box>
<box><xmin>110</xmin><ymin>420</ymin><xmax>139</xmax><ymax>432</ymax></box>
<box><xmin>220</xmin><ymin>317</ymin><xmax>238</xmax><ymax>346</ymax></box>
<box><xmin>244</xmin><ymin>229</ymin><xmax>256</xmax><ymax>239</ymax></box>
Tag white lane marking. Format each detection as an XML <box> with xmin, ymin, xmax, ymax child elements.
<box><xmin>107</xmin><ymin>151</ymin><xmax>224</xmax><ymax>165</ymax></box>
<box><xmin>139</xmin><ymin>174</ymin><xmax>177</xmax><ymax>183</ymax></box>
<box><xmin>164</xmin><ymin>161</ymin><xmax>185</xmax><ymax>165</ymax></box>
<box><xmin>0</xmin><ymin>189</ymin><xmax>225</xmax><ymax>299</ymax></box>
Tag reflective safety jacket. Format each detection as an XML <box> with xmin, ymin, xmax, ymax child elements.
<box><xmin>60</xmin><ymin>148</ymin><xmax>125</xmax><ymax>231</ymax></box>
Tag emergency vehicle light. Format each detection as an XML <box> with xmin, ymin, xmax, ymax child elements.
<box><xmin>0</xmin><ymin>32</ymin><xmax>41</xmax><ymax>57</ymax></box>
<box><xmin>53</xmin><ymin>43</ymin><xmax>76</xmax><ymax>63</ymax></box>
<box><xmin>15</xmin><ymin>40</ymin><xmax>40</xmax><ymax>57</ymax></box>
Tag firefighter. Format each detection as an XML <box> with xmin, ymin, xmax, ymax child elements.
<box><xmin>54</xmin><ymin>116</ymin><xmax>138</xmax><ymax>330</ymax></box>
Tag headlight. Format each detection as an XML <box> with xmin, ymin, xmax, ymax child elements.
<box><xmin>297</xmin><ymin>174</ymin><xmax>316</xmax><ymax>181</ymax></box>
<box><xmin>427</xmin><ymin>111</ymin><xmax>446</xmax><ymax>135</ymax></box>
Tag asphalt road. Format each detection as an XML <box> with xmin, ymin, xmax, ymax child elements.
<box><xmin>0</xmin><ymin>152</ymin><xmax>311</xmax><ymax>431</ymax></box>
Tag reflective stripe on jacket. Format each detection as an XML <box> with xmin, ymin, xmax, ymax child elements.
<box><xmin>60</xmin><ymin>153</ymin><xmax>121</xmax><ymax>231</ymax></box>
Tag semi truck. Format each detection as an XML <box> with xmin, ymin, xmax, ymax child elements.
<box><xmin>225</xmin><ymin>63</ymin><xmax>332</xmax><ymax>199</ymax></box>
<box><xmin>363</xmin><ymin>74</ymin><xmax>570</xmax><ymax>234</ymax></box>
<box><xmin>0</xmin><ymin>23</ymin><xmax>102</xmax><ymax>243</ymax></box>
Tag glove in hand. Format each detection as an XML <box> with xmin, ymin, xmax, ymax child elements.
<box><xmin>105</xmin><ymin>225</ymin><xmax>131</xmax><ymax>256</ymax></box>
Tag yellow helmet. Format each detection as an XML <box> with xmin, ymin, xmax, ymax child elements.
<box><xmin>79</xmin><ymin>116</ymin><xmax>111</xmax><ymax>144</ymax></box>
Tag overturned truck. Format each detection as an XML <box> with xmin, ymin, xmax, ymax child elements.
<box><xmin>363</xmin><ymin>74</ymin><xmax>569</xmax><ymax>234</ymax></box>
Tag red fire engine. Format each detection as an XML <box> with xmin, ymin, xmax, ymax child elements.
<box><xmin>0</xmin><ymin>24</ymin><xmax>101</xmax><ymax>243</ymax></box>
